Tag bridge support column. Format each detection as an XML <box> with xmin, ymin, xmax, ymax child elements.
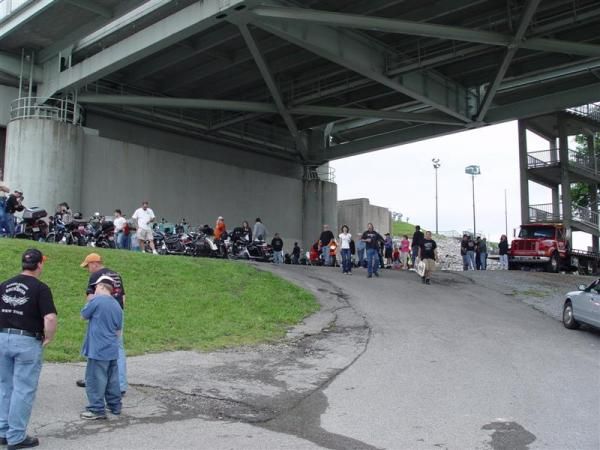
<box><xmin>558</xmin><ymin>116</ymin><xmax>572</xmax><ymax>241</ymax></box>
<box><xmin>588</xmin><ymin>135</ymin><xmax>599</xmax><ymax>262</ymax></box>
<box><xmin>4</xmin><ymin>119</ymin><xmax>84</xmax><ymax>212</ymax></box>
<box><xmin>518</xmin><ymin>120</ymin><xmax>530</xmax><ymax>224</ymax></box>
<box><xmin>302</xmin><ymin>178</ymin><xmax>337</xmax><ymax>249</ymax></box>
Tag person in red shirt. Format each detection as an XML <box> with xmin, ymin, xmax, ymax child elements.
<box><xmin>214</xmin><ymin>216</ymin><xmax>226</xmax><ymax>241</ymax></box>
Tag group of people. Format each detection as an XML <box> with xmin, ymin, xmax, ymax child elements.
<box><xmin>310</xmin><ymin>223</ymin><xmax>438</xmax><ymax>283</ymax></box>
<box><xmin>0</xmin><ymin>250</ymin><xmax>128</xmax><ymax>449</ymax></box>
<box><xmin>459</xmin><ymin>234</ymin><xmax>490</xmax><ymax>270</ymax></box>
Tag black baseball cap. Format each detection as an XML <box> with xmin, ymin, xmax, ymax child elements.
<box><xmin>22</xmin><ymin>249</ymin><xmax>47</xmax><ymax>265</ymax></box>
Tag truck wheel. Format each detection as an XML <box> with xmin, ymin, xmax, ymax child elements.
<box><xmin>508</xmin><ymin>262</ymin><xmax>517</xmax><ymax>270</ymax></box>
<box><xmin>547</xmin><ymin>252</ymin><xmax>559</xmax><ymax>273</ymax></box>
<box><xmin>562</xmin><ymin>301</ymin><xmax>580</xmax><ymax>330</ymax></box>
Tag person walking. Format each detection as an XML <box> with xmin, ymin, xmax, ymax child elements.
<box><xmin>355</xmin><ymin>234</ymin><xmax>366</xmax><ymax>268</ymax></box>
<box><xmin>466</xmin><ymin>235</ymin><xmax>476</xmax><ymax>270</ymax></box>
<box><xmin>319</xmin><ymin>225</ymin><xmax>335</xmax><ymax>266</ymax></box>
<box><xmin>384</xmin><ymin>233</ymin><xmax>393</xmax><ymax>267</ymax></box>
<box><xmin>475</xmin><ymin>237</ymin><xmax>482</xmax><ymax>270</ymax></box>
<box><xmin>411</xmin><ymin>225</ymin><xmax>424</xmax><ymax>268</ymax></box>
<box><xmin>291</xmin><ymin>242</ymin><xmax>301</xmax><ymax>265</ymax></box>
<box><xmin>479</xmin><ymin>238</ymin><xmax>488</xmax><ymax>270</ymax></box>
<box><xmin>460</xmin><ymin>234</ymin><xmax>470</xmax><ymax>271</ymax></box>
<box><xmin>361</xmin><ymin>223</ymin><xmax>384</xmax><ymax>278</ymax></box>
<box><xmin>0</xmin><ymin>249</ymin><xmax>58</xmax><ymax>449</ymax></box>
<box><xmin>338</xmin><ymin>225</ymin><xmax>353</xmax><ymax>275</ymax></box>
<box><xmin>271</xmin><ymin>233</ymin><xmax>284</xmax><ymax>264</ymax></box>
<box><xmin>498</xmin><ymin>235</ymin><xmax>509</xmax><ymax>270</ymax></box>
<box><xmin>131</xmin><ymin>201</ymin><xmax>157</xmax><ymax>254</ymax></box>
<box><xmin>400</xmin><ymin>235</ymin><xmax>410</xmax><ymax>270</ymax></box>
<box><xmin>419</xmin><ymin>231</ymin><xmax>438</xmax><ymax>285</ymax></box>
<box><xmin>77</xmin><ymin>253</ymin><xmax>128</xmax><ymax>396</ymax></box>
<box><xmin>113</xmin><ymin>210</ymin><xmax>130</xmax><ymax>250</ymax></box>
<box><xmin>80</xmin><ymin>275</ymin><xmax>123</xmax><ymax>420</ymax></box>
<box><xmin>253</xmin><ymin>218</ymin><xmax>268</xmax><ymax>241</ymax></box>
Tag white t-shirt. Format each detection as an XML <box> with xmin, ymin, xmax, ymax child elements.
<box><xmin>339</xmin><ymin>232</ymin><xmax>352</xmax><ymax>249</ymax></box>
<box><xmin>113</xmin><ymin>216</ymin><xmax>126</xmax><ymax>232</ymax></box>
<box><xmin>132</xmin><ymin>207</ymin><xmax>155</xmax><ymax>230</ymax></box>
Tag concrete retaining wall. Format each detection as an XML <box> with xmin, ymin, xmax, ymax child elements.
<box><xmin>337</xmin><ymin>198</ymin><xmax>392</xmax><ymax>238</ymax></box>
<box><xmin>4</xmin><ymin>118</ymin><xmax>337</xmax><ymax>252</ymax></box>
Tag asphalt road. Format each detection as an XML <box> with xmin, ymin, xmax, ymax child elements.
<box><xmin>28</xmin><ymin>265</ymin><xmax>599</xmax><ymax>449</ymax></box>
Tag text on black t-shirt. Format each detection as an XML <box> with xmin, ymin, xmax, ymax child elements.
<box><xmin>87</xmin><ymin>268</ymin><xmax>126</xmax><ymax>309</ymax></box>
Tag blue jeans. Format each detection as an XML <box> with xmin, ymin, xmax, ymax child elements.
<box><xmin>3</xmin><ymin>213</ymin><xmax>15</xmax><ymax>238</ymax></box>
<box><xmin>366</xmin><ymin>248</ymin><xmax>379</xmax><ymax>275</ymax></box>
<box><xmin>462</xmin><ymin>255</ymin><xmax>470</xmax><ymax>271</ymax></box>
<box><xmin>411</xmin><ymin>246</ymin><xmax>419</xmax><ymax>267</ymax></box>
<box><xmin>0</xmin><ymin>199</ymin><xmax>6</xmax><ymax>236</ymax></box>
<box><xmin>273</xmin><ymin>250</ymin><xmax>283</xmax><ymax>264</ymax></box>
<box><xmin>85</xmin><ymin>359</ymin><xmax>121</xmax><ymax>415</ymax></box>
<box><xmin>341</xmin><ymin>248</ymin><xmax>352</xmax><ymax>273</ymax></box>
<box><xmin>467</xmin><ymin>251</ymin><xmax>475</xmax><ymax>270</ymax></box>
<box><xmin>321</xmin><ymin>246</ymin><xmax>331</xmax><ymax>266</ymax></box>
<box><xmin>117</xmin><ymin>232</ymin><xmax>130</xmax><ymax>250</ymax></box>
<box><xmin>356</xmin><ymin>248</ymin><xmax>365</xmax><ymax>267</ymax></box>
<box><xmin>0</xmin><ymin>334</ymin><xmax>43</xmax><ymax>445</ymax></box>
<box><xmin>480</xmin><ymin>253</ymin><xmax>487</xmax><ymax>270</ymax></box>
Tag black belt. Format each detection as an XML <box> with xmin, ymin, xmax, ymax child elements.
<box><xmin>0</xmin><ymin>328</ymin><xmax>43</xmax><ymax>340</ymax></box>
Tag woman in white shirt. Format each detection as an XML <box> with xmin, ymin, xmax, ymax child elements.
<box><xmin>338</xmin><ymin>225</ymin><xmax>353</xmax><ymax>275</ymax></box>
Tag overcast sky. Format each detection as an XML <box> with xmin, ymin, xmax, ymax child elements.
<box><xmin>331</xmin><ymin>121</ymin><xmax>592</xmax><ymax>249</ymax></box>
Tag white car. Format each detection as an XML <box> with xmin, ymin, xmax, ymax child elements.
<box><xmin>563</xmin><ymin>280</ymin><xmax>600</xmax><ymax>330</ymax></box>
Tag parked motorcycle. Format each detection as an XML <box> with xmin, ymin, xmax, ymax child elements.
<box><xmin>15</xmin><ymin>207</ymin><xmax>48</xmax><ymax>241</ymax></box>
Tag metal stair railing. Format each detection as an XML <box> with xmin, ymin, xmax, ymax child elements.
<box><xmin>527</xmin><ymin>149</ymin><xmax>600</xmax><ymax>176</ymax></box>
<box><xmin>10</xmin><ymin>97</ymin><xmax>84</xmax><ymax>125</ymax></box>
<box><xmin>528</xmin><ymin>203</ymin><xmax>599</xmax><ymax>231</ymax></box>
<box><xmin>566</xmin><ymin>103</ymin><xmax>600</xmax><ymax>123</ymax></box>
<box><xmin>572</xmin><ymin>204</ymin><xmax>599</xmax><ymax>230</ymax></box>
<box><xmin>528</xmin><ymin>203</ymin><xmax>561</xmax><ymax>223</ymax></box>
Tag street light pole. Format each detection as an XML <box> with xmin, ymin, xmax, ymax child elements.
<box><xmin>465</xmin><ymin>165</ymin><xmax>481</xmax><ymax>236</ymax></box>
<box><xmin>432</xmin><ymin>158</ymin><xmax>441</xmax><ymax>235</ymax></box>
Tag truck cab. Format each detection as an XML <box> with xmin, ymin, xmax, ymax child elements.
<box><xmin>509</xmin><ymin>223</ymin><xmax>570</xmax><ymax>272</ymax></box>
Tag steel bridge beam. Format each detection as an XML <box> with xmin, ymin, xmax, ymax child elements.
<box><xmin>238</xmin><ymin>23</ymin><xmax>308</xmax><ymax>159</ymax></box>
<box><xmin>63</xmin><ymin>0</ymin><xmax>112</xmax><ymax>18</ymax></box>
<box><xmin>38</xmin><ymin>0</ymin><xmax>246</xmax><ymax>99</ymax></box>
<box><xmin>475</xmin><ymin>0</ymin><xmax>541</xmax><ymax>122</ymax></box>
<box><xmin>0</xmin><ymin>0</ymin><xmax>57</xmax><ymax>40</ymax></box>
<box><xmin>250</xmin><ymin>6</ymin><xmax>600</xmax><ymax>57</ymax></box>
<box><xmin>248</xmin><ymin>10</ymin><xmax>474</xmax><ymax>123</ymax></box>
<box><xmin>77</xmin><ymin>94</ymin><xmax>465</xmax><ymax>126</ymax></box>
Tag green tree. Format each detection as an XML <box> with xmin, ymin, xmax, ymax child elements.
<box><xmin>572</xmin><ymin>133</ymin><xmax>600</xmax><ymax>207</ymax></box>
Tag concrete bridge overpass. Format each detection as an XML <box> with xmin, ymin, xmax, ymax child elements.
<box><xmin>1</xmin><ymin>0</ymin><xmax>600</xmax><ymax>246</ymax></box>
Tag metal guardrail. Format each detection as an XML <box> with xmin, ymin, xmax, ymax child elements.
<box><xmin>527</xmin><ymin>149</ymin><xmax>600</xmax><ymax>175</ymax></box>
<box><xmin>567</xmin><ymin>103</ymin><xmax>600</xmax><ymax>123</ymax></box>
<box><xmin>529</xmin><ymin>203</ymin><xmax>598</xmax><ymax>230</ymax></box>
<box><xmin>303</xmin><ymin>166</ymin><xmax>336</xmax><ymax>182</ymax></box>
<box><xmin>10</xmin><ymin>97</ymin><xmax>84</xmax><ymax>125</ymax></box>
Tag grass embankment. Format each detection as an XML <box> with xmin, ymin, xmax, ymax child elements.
<box><xmin>392</xmin><ymin>221</ymin><xmax>416</xmax><ymax>237</ymax></box>
<box><xmin>0</xmin><ymin>240</ymin><xmax>318</xmax><ymax>362</ymax></box>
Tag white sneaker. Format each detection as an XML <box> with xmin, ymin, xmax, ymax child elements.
<box><xmin>152</xmin><ymin>250</ymin><xmax>158</xmax><ymax>255</ymax></box>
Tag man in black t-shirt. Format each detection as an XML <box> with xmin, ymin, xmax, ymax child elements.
<box><xmin>419</xmin><ymin>231</ymin><xmax>438</xmax><ymax>285</ymax></box>
<box><xmin>0</xmin><ymin>249</ymin><xmax>57</xmax><ymax>449</ymax></box>
<box><xmin>77</xmin><ymin>253</ymin><xmax>128</xmax><ymax>395</ymax></box>
<box><xmin>361</xmin><ymin>223</ymin><xmax>384</xmax><ymax>278</ymax></box>
<box><xmin>271</xmin><ymin>233</ymin><xmax>284</xmax><ymax>264</ymax></box>
<box><xmin>411</xmin><ymin>225</ymin><xmax>424</xmax><ymax>268</ymax></box>
<box><xmin>319</xmin><ymin>225</ymin><xmax>335</xmax><ymax>266</ymax></box>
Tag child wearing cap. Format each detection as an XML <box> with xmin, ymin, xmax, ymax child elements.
<box><xmin>80</xmin><ymin>275</ymin><xmax>123</xmax><ymax>420</ymax></box>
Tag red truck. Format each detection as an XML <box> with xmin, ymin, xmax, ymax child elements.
<box><xmin>509</xmin><ymin>223</ymin><xmax>599</xmax><ymax>274</ymax></box>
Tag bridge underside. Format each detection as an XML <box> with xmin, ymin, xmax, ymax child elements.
<box><xmin>1</xmin><ymin>0</ymin><xmax>600</xmax><ymax>165</ymax></box>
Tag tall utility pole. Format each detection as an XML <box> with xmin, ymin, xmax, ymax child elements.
<box><xmin>465</xmin><ymin>165</ymin><xmax>481</xmax><ymax>236</ymax></box>
<box><xmin>432</xmin><ymin>158</ymin><xmax>441</xmax><ymax>234</ymax></box>
<box><xmin>504</xmin><ymin>189</ymin><xmax>508</xmax><ymax>237</ymax></box>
